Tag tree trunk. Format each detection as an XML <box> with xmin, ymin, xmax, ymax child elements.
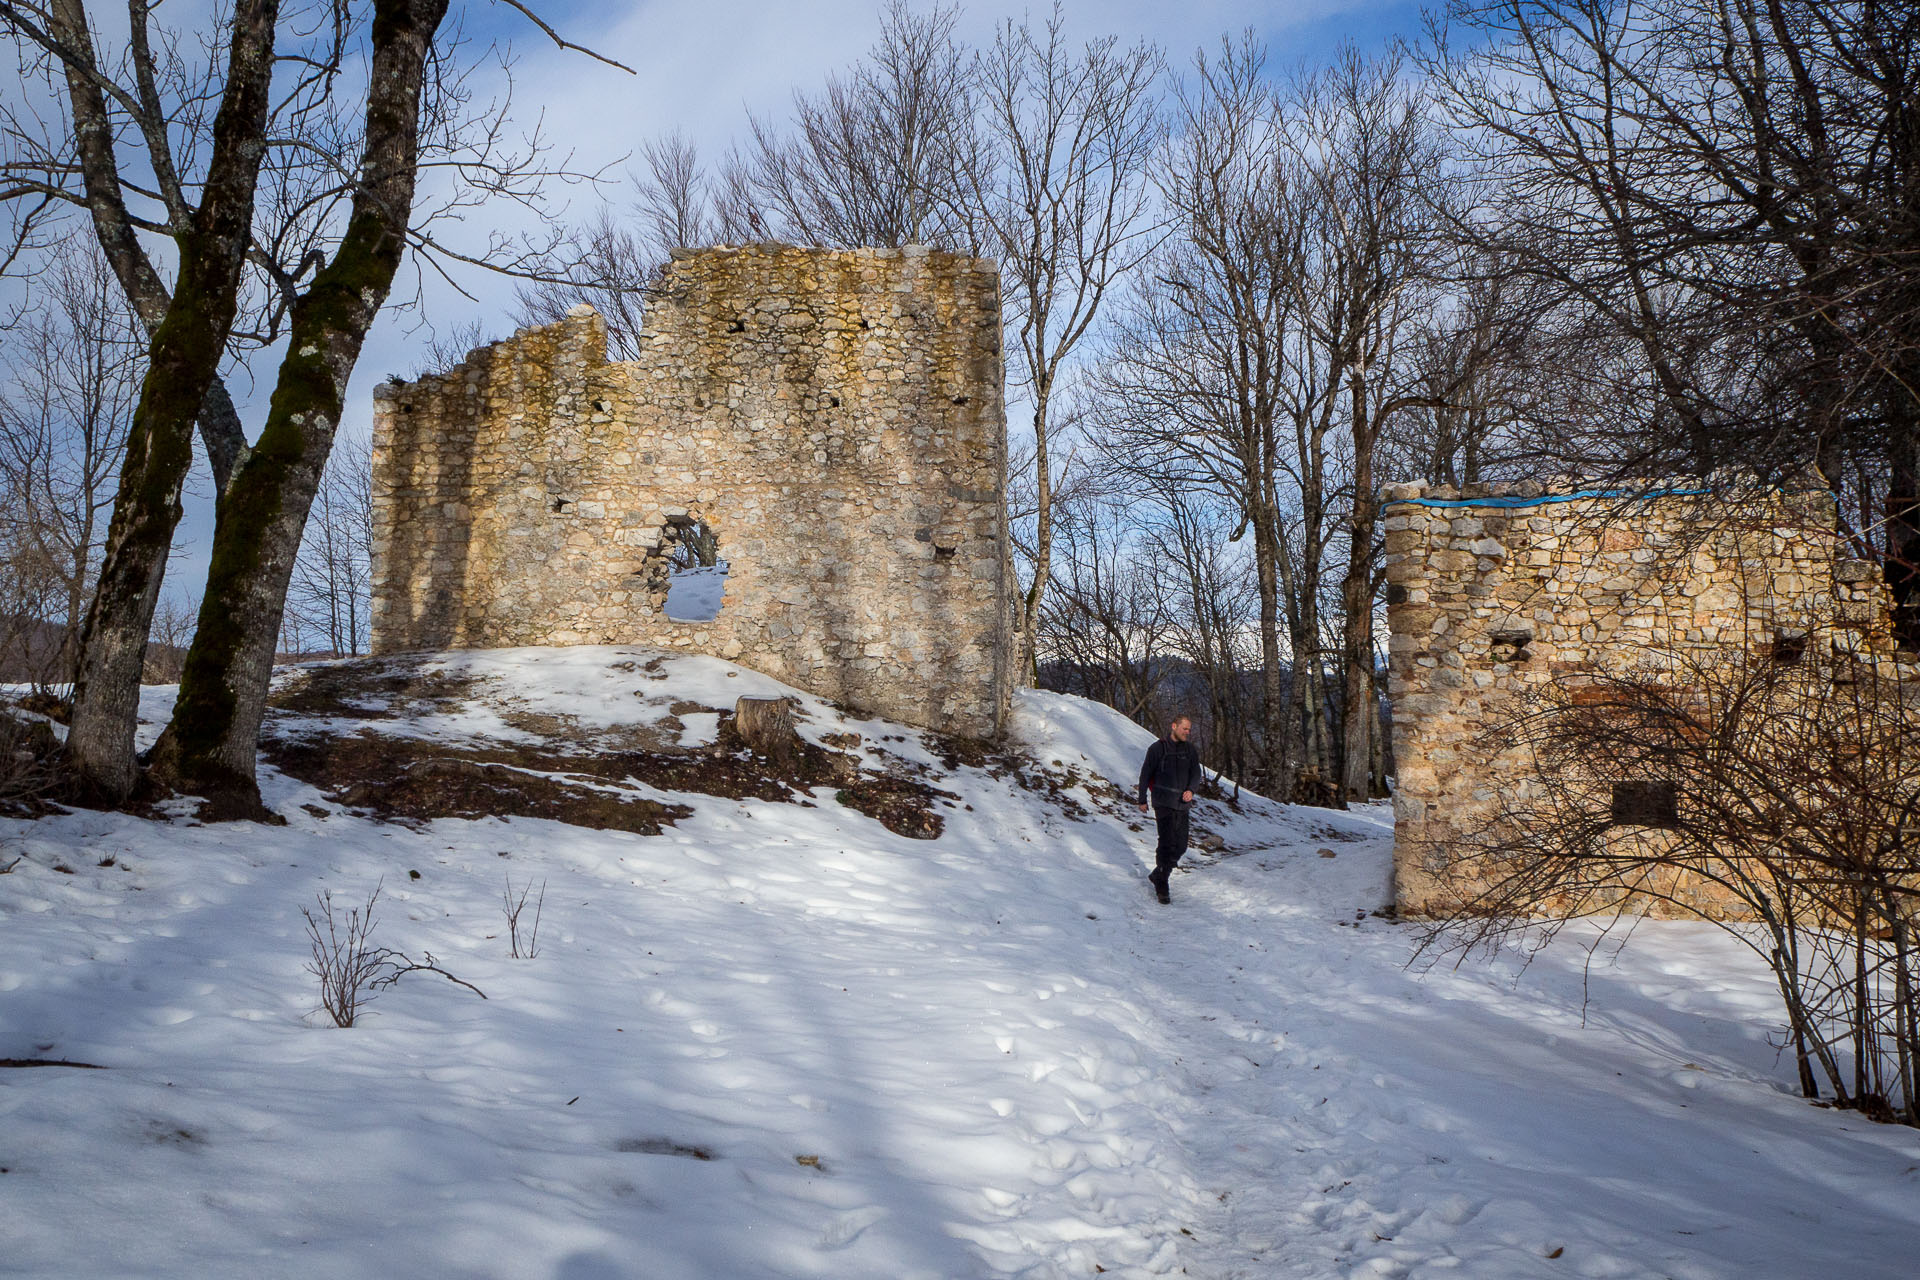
<box><xmin>1249</xmin><ymin>508</ymin><xmax>1290</xmax><ymax>801</ymax></box>
<box><xmin>1015</xmin><ymin>376</ymin><xmax>1055</xmax><ymax>686</ymax></box>
<box><xmin>1886</xmin><ymin>419</ymin><xmax>1920</xmax><ymax>651</ymax></box>
<box><xmin>60</xmin><ymin>0</ymin><xmax>281</xmax><ymax>801</ymax></box>
<box><xmin>1368</xmin><ymin>661</ymin><xmax>1389</xmax><ymax>798</ymax></box>
<box><xmin>1340</xmin><ymin>491</ymin><xmax>1378</xmax><ymax>804</ymax></box>
<box><xmin>1340</xmin><ymin>362</ymin><xmax>1379</xmax><ymax>805</ymax></box>
<box><xmin>147</xmin><ymin>0</ymin><xmax>450</xmax><ymax>817</ymax></box>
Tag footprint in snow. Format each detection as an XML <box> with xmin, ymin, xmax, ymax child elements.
<box><xmin>817</xmin><ymin>1205</ymin><xmax>887</xmax><ymax>1249</ymax></box>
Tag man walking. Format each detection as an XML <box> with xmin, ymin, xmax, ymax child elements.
<box><xmin>1138</xmin><ymin>714</ymin><xmax>1204</xmax><ymax>904</ymax></box>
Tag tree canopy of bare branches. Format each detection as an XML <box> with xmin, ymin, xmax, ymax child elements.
<box><xmin>738</xmin><ymin>1</ymin><xmax>973</xmax><ymax>251</ymax></box>
<box><xmin>1427</xmin><ymin>0</ymin><xmax>1920</xmax><ymax>634</ymax></box>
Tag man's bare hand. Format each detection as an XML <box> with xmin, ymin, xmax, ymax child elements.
<box><xmin>1139</xmin><ymin>802</ymin><xmax>1149</xmax><ymax>815</ymax></box>
<box><xmin>1181</xmin><ymin>790</ymin><xmax>1194</xmax><ymax>804</ymax></box>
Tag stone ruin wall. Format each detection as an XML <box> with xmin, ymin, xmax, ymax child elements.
<box><xmin>369</xmin><ymin>244</ymin><xmax>1011</xmax><ymax>739</ymax></box>
<box><xmin>1382</xmin><ymin>479</ymin><xmax>1899</xmax><ymax>918</ymax></box>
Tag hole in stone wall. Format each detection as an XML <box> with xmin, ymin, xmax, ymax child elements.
<box><xmin>1771</xmin><ymin>630</ymin><xmax>1807</xmax><ymax>665</ymax></box>
<box><xmin>1488</xmin><ymin>628</ymin><xmax>1533</xmax><ymax>664</ymax></box>
<box><xmin>1610</xmin><ymin>780</ymin><xmax>1678</xmax><ymax>829</ymax></box>
<box><xmin>663</xmin><ymin>519</ymin><xmax>727</xmax><ymax>622</ymax></box>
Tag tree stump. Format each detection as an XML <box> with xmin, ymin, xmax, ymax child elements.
<box><xmin>734</xmin><ymin>697</ymin><xmax>800</xmax><ymax>767</ymax></box>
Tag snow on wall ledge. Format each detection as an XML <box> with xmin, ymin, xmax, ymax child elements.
<box><xmin>1381</xmin><ymin>477</ymin><xmax>1900</xmax><ymax>919</ymax></box>
<box><xmin>369</xmin><ymin>245</ymin><xmax>1012</xmax><ymax>739</ymax></box>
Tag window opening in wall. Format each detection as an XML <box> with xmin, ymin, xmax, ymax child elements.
<box><xmin>1610</xmin><ymin>780</ymin><xmax>1678</xmax><ymax>829</ymax></box>
<box><xmin>1488</xmin><ymin>628</ymin><xmax>1532</xmax><ymax>663</ymax></box>
<box><xmin>664</xmin><ymin>518</ymin><xmax>727</xmax><ymax>622</ymax></box>
<box><xmin>1771</xmin><ymin>630</ymin><xmax>1808</xmax><ymax>665</ymax></box>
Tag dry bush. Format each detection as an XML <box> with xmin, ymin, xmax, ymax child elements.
<box><xmin>502</xmin><ymin>875</ymin><xmax>545</xmax><ymax>959</ymax></box>
<box><xmin>302</xmin><ymin>882</ymin><xmax>485</xmax><ymax>1027</ymax></box>
<box><xmin>0</xmin><ymin>708</ymin><xmax>62</xmax><ymax>818</ymax></box>
<box><xmin>1422</xmin><ymin>641</ymin><xmax>1920</xmax><ymax>1125</ymax></box>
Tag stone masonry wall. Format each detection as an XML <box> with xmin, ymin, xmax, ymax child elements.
<box><xmin>1382</xmin><ymin>479</ymin><xmax>1898</xmax><ymax>918</ymax></box>
<box><xmin>370</xmin><ymin>245</ymin><xmax>1011</xmax><ymax>738</ymax></box>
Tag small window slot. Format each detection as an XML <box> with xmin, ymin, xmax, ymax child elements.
<box><xmin>1610</xmin><ymin>781</ymin><xmax>1678</xmax><ymax>829</ymax></box>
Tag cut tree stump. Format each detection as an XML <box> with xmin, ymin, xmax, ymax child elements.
<box><xmin>734</xmin><ymin>697</ymin><xmax>800</xmax><ymax>766</ymax></box>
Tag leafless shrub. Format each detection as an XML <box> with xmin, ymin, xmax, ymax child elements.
<box><xmin>1420</xmin><ymin>640</ymin><xmax>1920</xmax><ymax>1125</ymax></box>
<box><xmin>302</xmin><ymin>882</ymin><xmax>486</xmax><ymax>1028</ymax></box>
<box><xmin>0</xmin><ymin>708</ymin><xmax>60</xmax><ymax>817</ymax></box>
<box><xmin>502</xmin><ymin>875</ymin><xmax>545</xmax><ymax>959</ymax></box>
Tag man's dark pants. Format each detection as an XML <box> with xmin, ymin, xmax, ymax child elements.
<box><xmin>1152</xmin><ymin>804</ymin><xmax>1190</xmax><ymax>886</ymax></box>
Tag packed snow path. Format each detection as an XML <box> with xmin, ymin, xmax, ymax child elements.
<box><xmin>2</xmin><ymin>650</ymin><xmax>1916</xmax><ymax>1278</ymax></box>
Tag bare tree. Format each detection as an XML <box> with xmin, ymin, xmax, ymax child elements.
<box><xmin>0</xmin><ymin>239</ymin><xmax>142</xmax><ymax>680</ymax></box>
<box><xmin>1100</xmin><ymin>36</ymin><xmax>1326</xmax><ymax>797</ymax></box>
<box><xmin>285</xmin><ymin>432</ymin><xmax>372</xmax><ymax>657</ymax></box>
<box><xmin>1281</xmin><ymin>46</ymin><xmax>1453</xmax><ymax>803</ymax></box>
<box><xmin>144</xmin><ymin>0</ymin><xmax>484</xmax><ymax>817</ymax></box>
<box><xmin>1036</xmin><ymin>485</ymin><xmax>1173</xmax><ymax>723</ymax></box>
<box><xmin>2</xmin><ymin>0</ymin><xmax>285</xmax><ymax>800</ymax></box>
<box><xmin>143</xmin><ymin>591</ymin><xmax>195</xmax><ymax>684</ymax></box>
<box><xmin>1142</xmin><ymin>480</ymin><xmax>1262</xmax><ymax>787</ymax></box>
<box><xmin>739</xmin><ymin>0</ymin><xmax>973</xmax><ymax>250</ymax></box>
<box><xmin>405</xmin><ymin>318</ymin><xmax>491</xmax><ymax>381</ymax></box>
<box><xmin>0</xmin><ymin>0</ymin><xmax>624</xmax><ymax>812</ymax></box>
<box><xmin>1382</xmin><ymin>251</ymin><xmax>1556</xmax><ymax>488</ymax></box>
<box><xmin>632</xmin><ymin>130</ymin><xmax>715</xmax><ymax>256</ymax></box>
<box><xmin>962</xmin><ymin>6</ymin><xmax>1162</xmax><ymax>686</ymax></box>
<box><xmin>510</xmin><ymin>207</ymin><xmax>652</xmax><ymax>360</ymax></box>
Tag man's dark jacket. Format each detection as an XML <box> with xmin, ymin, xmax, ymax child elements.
<box><xmin>1138</xmin><ymin>737</ymin><xmax>1204</xmax><ymax>811</ymax></box>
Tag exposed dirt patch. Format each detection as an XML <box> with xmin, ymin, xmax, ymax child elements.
<box><xmin>262</xmin><ymin>714</ymin><xmax>952</xmax><ymax>839</ymax></box>
<box><xmin>926</xmin><ymin>731</ymin><xmax>1130</xmax><ymax>824</ymax></box>
<box><xmin>269</xmin><ymin>661</ymin><xmax>481</xmax><ymax>721</ymax></box>
<box><xmin>929</xmin><ymin>731</ymin><xmax>995</xmax><ymax>771</ymax></box>
<box><xmin>835</xmin><ymin>774</ymin><xmax>954</xmax><ymax>839</ymax></box>
<box><xmin>263</xmin><ymin>731</ymin><xmax>694</xmax><ymax>834</ymax></box>
<box><xmin>260</xmin><ymin>658</ymin><xmax>965</xmax><ymax>841</ymax></box>
<box><xmin>614</xmin><ymin>1137</ymin><xmax>713</xmax><ymax>1160</ymax></box>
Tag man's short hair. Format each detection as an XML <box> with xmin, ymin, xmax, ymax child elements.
<box><xmin>1170</xmin><ymin>712</ymin><xmax>1194</xmax><ymax>726</ymax></box>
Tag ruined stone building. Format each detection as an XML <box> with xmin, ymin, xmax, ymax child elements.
<box><xmin>1382</xmin><ymin>479</ymin><xmax>1900</xmax><ymax>917</ymax></box>
<box><xmin>369</xmin><ymin>245</ymin><xmax>1012</xmax><ymax>738</ymax></box>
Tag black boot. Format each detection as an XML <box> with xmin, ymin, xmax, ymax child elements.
<box><xmin>1149</xmin><ymin>867</ymin><xmax>1170</xmax><ymax>904</ymax></box>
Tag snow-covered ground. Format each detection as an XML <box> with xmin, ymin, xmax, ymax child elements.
<box><xmin>2</xmin><ymin>649</ymin><xmax>1917</xmax><ymax>1279</ymax></box>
